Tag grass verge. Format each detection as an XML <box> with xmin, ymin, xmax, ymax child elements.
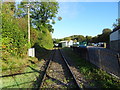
<box><xmin>1</xmin><ymin>61</ymin><xmax>42</xmax><ymax>88</ymax></box>
<box><xmin>63</xmin><ymin>47</ymin><xmax>120</xmax><ymax>88</ymax></box>
<box><xmin>1</xmin><ymin>48</ymin><xmax>52</xmax><ymax>88</ymax></box>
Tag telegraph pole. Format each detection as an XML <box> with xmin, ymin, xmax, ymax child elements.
<box><xmin>25</xmin><ymin>4</ymin><xmax>35</xmax><ymax>57</ymax></box>
<box><xmin>27</xmin><ymin>4</ymin><xmax>30</xmax><ymax>44</ymax></box>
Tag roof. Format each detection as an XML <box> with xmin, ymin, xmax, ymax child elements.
<box><xmin>111</xmin><ymin>26</ymin><xmax>120</xmax><ymax>34</ymax></box>
<box><xmin>60</xmin><ymin>41</ymin><xmax>68</xmax><ymax>43</ymax></box>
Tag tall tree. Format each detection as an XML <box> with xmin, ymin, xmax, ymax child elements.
<box><xmin>16</xmin><ymin>0</ymin><xmax>59</xmax><ymax>33</ymax></box>
<box><xmin>15</xmin><ymin>0</ymin><xmax>60</xmax><ymax>49</ymax></box>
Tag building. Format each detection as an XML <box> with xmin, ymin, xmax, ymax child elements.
<box><xmin>68</xmin><ymin>40</ymin><xmax>74</xmax><ymax>47</ymax></box>
<box><xmin>110</xmin><ymin>2</ymin><xmax>120</xmax><ymax>53</ymax></box>
<box><xmin>59</xmin><ymin>40</ymin><xmax>73</xmax><ymax>48</ymax></box>
<box><xmin>110</xmin><ymin>26</ymin><xmax>120</xmax><ymax>53</ymax></box>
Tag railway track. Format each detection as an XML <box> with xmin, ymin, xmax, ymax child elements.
<box><xmin>39</xmin><ymin>48</ymin><xmax>83</xmax><ymax>89</ymax></box>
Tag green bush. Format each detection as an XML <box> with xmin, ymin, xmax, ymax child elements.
<box><xmin>37</xmin><ymin>26</ymin><xmax>54</xmax><ymax>49</ymax></box>
<box><xmin>2</xmin><ymin>3</ymin><xmax>28</xmax><ymax>57</ymax></box>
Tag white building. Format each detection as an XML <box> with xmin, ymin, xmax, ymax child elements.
<box><xmin>110</xmin><ymin>26</ymin><xmax>120</xmax><ymax>53</ymax></box>
<box><xmin>60</xmin><ymin>40</ymin><xmax>74</xmax><ymax>47</ymax></box>
<box><xmin>67</xmin><ymin>40</ymin><xmax>74</xmax><ymax>47</ymax></box>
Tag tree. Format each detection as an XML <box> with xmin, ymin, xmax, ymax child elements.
<box><xmin>101</xmin><ymin>28</ymin><xmax>111</xmax><ymax>43</ymax></box>
<box><xmin>53</xmin><ymin>38</ymin><xmax>60</xmax><ymax>44</ymax></box>
<box><xmin>64</xmin><ymin>37</ymin><xmax>71</xmax><ymax>42</ymax></box>
<box><xmin>30</xmin><ymin>1</ymin><xmax>59</xmax><ymax>27</ymax></box>
<box><xmin>15</xmin><ymin>0</ymin><xmax>60</xmax><ymax>49</ymax></box>
<box><xmin>86</xmin><ymin>36</ymin><xmax>92</xmax><ymax>43</ymax></box>
<box><xmin>113</xmin><ymin>18</ymin><xmax>120</xmax><ymax>28</ymax></box>
<box><xmin>91</xmin><ymin>28</ymin><xmax>111</xmax><ymax>44</ymax></box>
<box><xmin>16</xmin><ymin>0</ymin><xmax>60</xmax><ymax>33</ymax></box>
<box><xmin>73</xmin><ymin>39</ymin><xmax>77</xmax><ymax>43</ymax></box>
<box><xmin>91</xmin><ymin>36</ymin><xmax>98</xmax><ymax>43</ymax></box>
<box><xmin>102</xmin><ymin>28</ymin><xmax>112</xmax><ymax>34</ymax></box>
<box><xmin>77</xmin><ymin>35</ymin><xmax>85</xmax><ymax>42</ymax></box>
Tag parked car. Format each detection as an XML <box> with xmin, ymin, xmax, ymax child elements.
<box><xmin>79</xmin><ymin>45</ymin><xmax>87</xmax><ymax>48</ymax></box>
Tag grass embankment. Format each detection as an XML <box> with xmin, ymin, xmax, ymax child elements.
<box><xmin>63</xmin><ymin>48</ymin><xmax>120</xmax><ymax>88</ymax></box>
<box><xmin>1</xmin><ymin>48</ymin><xmax>52</xmax><ymax>88</ymax></box>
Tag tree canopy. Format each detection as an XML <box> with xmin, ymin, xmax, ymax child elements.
<box><xmin>2</xmin><ymin>0</ymin><xmax>60</xmax><ymax>57</ymax></box>
<box><xmin>54</xmin><ymin>28</ymin><xmax>112</xmax><ymax>45</ymax></box>
<box><xmin>16</xmin><ymin>0</ymin><xmax>59</xmax><ymax>33</ymax></box>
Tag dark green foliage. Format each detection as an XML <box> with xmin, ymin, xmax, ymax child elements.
<box><xmin>37</xmin><ymin>26</ymin><xmax>54</xmax><ymax>49</ymax></box>
<box><xmin>91</xmin><ymin>28</ymin><xmax>111</xmax><ymax>43</ymax></box>
<box><xmin>30</xmin><ymin>28</ymin><xmax>39</xmax><ymax>47</ymax></box>
<box><xmin>102</xmin><ymin>28</ymin><xmax>112</xmax><ymax>34</ymax></box>
<box><xmin>16</xmin><ymin>0</ymin><xmax>59</xmax><ymax>33</ymax></box>
<box><xmin>77</xmin><ymin>35</ymin><xmax>86</xmax><ymax>42</ymax></box>
<box><xmin>85</xmin><ymin>36</ymin><xmax>92</xmax><ymax>43</ymax></box>
<box><xmin>15</xmin><ymin>0</ymin><xmax>59</xmax><ymax>49</ymax></box>
<box><xmin>113</xmin><ymin>18</ymin><xmax>120</xmax><ymax>28</ymax></box>
<box><xmin>57</xmin><ymin>28</ymin><xmax>111</xmax><ymax>45</ymax></box>
<box><xmin>53</xmin><ymin>38</ymin><xmax>60</xmax><ymax>44</ymax></box>
<box><xmin>2</xmin><ymin>1</ymin><xmax>59</xmax><ymax>73</ymax></box>
<box><xmin>2</xmin><ymin>0</ymin><xmax>59</xmax><ymax>57</ymax></box>
<box><xmin>57</xmin><ymin>35</ymin><xmax>91</xmax><ymax>43</ymax></box>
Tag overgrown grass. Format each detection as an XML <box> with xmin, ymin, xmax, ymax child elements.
<box><xmin>1</xmin><ymin>58</ymin><xmax>45</xmax><ymax>88</ymax></box>
<box><xmin>1</xmin><ymin>53</ymin><xmax>38</xmax><ymax>73</ymax></box>
<box><xmin>1</xmin><ymin>47</ymin><xmax>52</xmax><ymax>88</ymax></box>
<box><xmin>63</xmin><ymin>47</ymin><xmax>120</xmax><ymax>88</ymax></box>
<box><xmin>1</xmin><ymin>65</ymin><xmax>40</xmax><ymax>88</ymax></box>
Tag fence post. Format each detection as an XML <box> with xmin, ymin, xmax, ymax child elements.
<box><xmin>117</xmin><ymin>54</ymin><xmax>120</xmax><ymax>67</ymax></box>
<box><xmin>117</xmin><ymin>53</ymin><xmax>120</xmax><ymax>76</ymax></box>
<box><xmin>98</xmin><ymin>49</ymin><xmax>102</xmax><ymax>69</ymax></box>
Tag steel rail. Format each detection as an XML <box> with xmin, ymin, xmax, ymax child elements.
<box><xmin>39</xmin><ymin>48</ymin><xmax>84</xmax><ymax>89</ymax></box>
<box><xmin>59</xmin><ymin>49</ymin><xmax>84</xmax><ymax>89</ymax></box>
<box><xmin>39</xmin><ymin>49</ymin><xmax>55</xmax><ymax>88</ymax></box>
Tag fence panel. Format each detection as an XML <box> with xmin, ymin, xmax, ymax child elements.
<box><xmin>72</xmin><ymin>47</ymin><xmax>120</xmax><ymax>77</ymax></box>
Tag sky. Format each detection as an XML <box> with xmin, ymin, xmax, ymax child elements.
<box><xmin>14</xmin><ymin>0</ymin><xmax>118</xmax><ymax>39</ymax></box>
<box><xmin>52</xmin><ymin>2</ymin><xmax>118</xmax><ymax>39</ymax></box>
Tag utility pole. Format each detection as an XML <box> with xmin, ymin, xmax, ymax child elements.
<box><xmin>25</xmin><ymin>4</ymin><xmax>35</xmax><ymax>57</ymax></box>
<box><xmin>27</xmin><ymin>4</ymin><xmax>30</xmax><ymax>44</ymax></box>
